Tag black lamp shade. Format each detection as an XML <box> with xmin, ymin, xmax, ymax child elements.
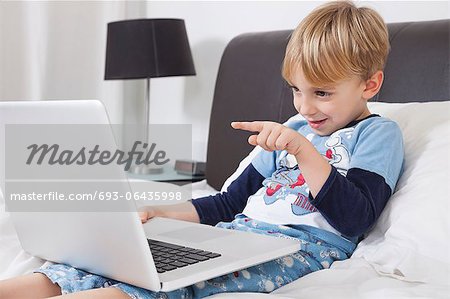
<box><xmin>104</xmin><ymin>19</ymin><xmax>196</xmax><ymax>80</ymax></box>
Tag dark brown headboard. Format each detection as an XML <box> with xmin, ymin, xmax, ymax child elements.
<box><xmin>206</xmin><ymin>19</ymin><xmax>450</xmax><ymax>190</ymax></box>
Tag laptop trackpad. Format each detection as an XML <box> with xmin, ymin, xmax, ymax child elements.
<box><xmin>159</xmin><ymin>227</ymin><xmax>232</xmax><ymax>243</ymax></box>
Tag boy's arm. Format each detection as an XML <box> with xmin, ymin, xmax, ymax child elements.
<box><xmin>191</xmin><ymin>163</ymin><xmax>265</xmax><ymax>225</ymax></box>
<box><xmin>293</xmin><ymin>140</ymin><xmax>332</xmax><ymax>198</ymax></box>
<box><xmin>308</xmin><ymin>166</ymin><xmax>392</xmax><ymax>238</ymax></box>
<box><xmin>232</xmin><ymin>121</ymin><xmax>332</xmax><ymax>199</ymax></box>
<box><xmin>139</xmin><ymin>201</ymin><xmax>200</xmax><ymax>223</ymax></box>
<box><xmin>140</xmin><ymin>163</ymin><xmax>265</xmax><ymax>225</ymax></box>
<box><xmin>233</xmin><ymin>120</ymin><xmax>403</xmax><ymax>239</ymax></box>
<box><xmin>307</xmin><ymin>122</ymin><xmax>404</xmax><ymax>238</ymax></box>
<box><xmin>287</xmin><ymin>128</ymin><xmax>392</xmax><ymax>238</ymax></box>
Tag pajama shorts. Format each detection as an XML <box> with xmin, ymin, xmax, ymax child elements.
<box><xmin>35</xmin><ymin>216</ymin><xmax>356</xmax><ymax>299</ymax></box>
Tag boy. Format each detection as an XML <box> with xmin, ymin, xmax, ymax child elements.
<box><xmin>0</xmin><ymin>1</ymin><xmax>403</xmax><ymax>298</ymax></box>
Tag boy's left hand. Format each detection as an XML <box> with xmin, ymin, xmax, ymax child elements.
<box><xmin>231</xmin><ymin>121</ymin><xmax>305</xmax><ymax>156</ymax></box>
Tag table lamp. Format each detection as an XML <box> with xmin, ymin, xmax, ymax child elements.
<box><xmin>104</xmin><ymin>18</ymin><xmax>196</xmax><ymax>174</ymax></box>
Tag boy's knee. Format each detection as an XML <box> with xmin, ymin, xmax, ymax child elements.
<box><xmin>34</xmin><ymin>273</ymin><xmax>63</xmax><ymax>297</ymax></box>
<box><xmin>0</xmin><ymin>273</ymin><xmax>62</xmax><ymax>299</ymax></box>
<box><xmin>80</xmin><ymin>287</ymin><xmax>132</xmax><ymax>299</ymax></box>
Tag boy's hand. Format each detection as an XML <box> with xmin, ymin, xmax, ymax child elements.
<box><xmin>231</xmin><ymin>121</ymin><xmax>305</xmax><ymax>156</ymax></box>
<box><xmin>138</xmin><ymin>208</ymin><xmax>156</xmax><ymax>223</ymax></box>
<box><xmin>138</xmin><ymin>202</ymin><xmax>201</xmax><ymax>224</ymax></box>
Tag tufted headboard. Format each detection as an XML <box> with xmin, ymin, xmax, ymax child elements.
<box><xmin>205</xmin><ymin>19</ymin><xmax>450</xmax><ymax>190</ymax></box>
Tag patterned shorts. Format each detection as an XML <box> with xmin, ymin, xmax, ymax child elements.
<box><xmin>35</xmin><ymin>216</ymin><xmax>356</xmax><ymax>299</ymax></box>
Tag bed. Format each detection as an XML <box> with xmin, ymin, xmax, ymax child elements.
<box><xmin>1</xmin><ymin>19</ymin><xmax>449</xmax><ymax>298</ymax></box>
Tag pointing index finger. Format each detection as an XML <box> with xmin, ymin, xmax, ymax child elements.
<box><xmin>231</xmin><ymin>121</ymin><xmax>264</xmax><ymax>132</ymax></box>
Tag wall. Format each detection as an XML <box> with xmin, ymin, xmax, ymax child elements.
<box><xmin>141</xmin><ymin>1</ymin><xmax>449</xmax><ymax>161</ymax></box>
<box><xmin>1</xmin><ymin>1</ymin><xmax>448</xmax><ymax>161</ymax></box>
<box><xmin>0</xmin><ymin>1</ymin><xmax>146</xmax><ymax>123</ymax></box>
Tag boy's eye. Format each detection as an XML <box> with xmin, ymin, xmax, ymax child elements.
<box><xmin>315</xmin><ymin>91</ymin><xmax>331</xmax><ymax>97</ymax></box>
<box><xmin>290</xmin><ymin>86</ymin><xmax>300</xmax><ymax>93</ymax></box>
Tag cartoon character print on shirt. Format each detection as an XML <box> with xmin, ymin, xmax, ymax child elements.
<box><xmin>261</xmin><ymin>127</ymin><xmax>354</xmax><ymax>217</ymax></box>
<box><xmin>262</xmin><ymin>153</ymin><xmax>318</xmax><ymax>216</ymax></box>
<box><xmin>323</xmin><ymin>128</ymin><xmax>353</xmax><ymax>176</ymax></box>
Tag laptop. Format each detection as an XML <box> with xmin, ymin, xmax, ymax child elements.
<box><xmin>0</xmin><ymin>100</ymin><xmax>300</xmax><ymax>292</ymax></box>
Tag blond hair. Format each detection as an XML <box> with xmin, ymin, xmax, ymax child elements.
<box><xmin>283</xmin><ymin>0</ymin><xmax>390</xmax><ymax>87</ymax></box>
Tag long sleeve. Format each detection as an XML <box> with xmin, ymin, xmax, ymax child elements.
<box><xmin>192</xmin><ymin>164</ymin><xmax>265</xmax><ymax>225</ymax></box>
<box><xmin>309</xmin><ymin>166</ymin><xmax>392</xmax><ymax>238</ymax></box>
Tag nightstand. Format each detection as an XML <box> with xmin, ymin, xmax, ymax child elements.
<box><xmin>127</xmin><ymin>166</ymin><xmax>205</xmax><ymax>186</ymax></box>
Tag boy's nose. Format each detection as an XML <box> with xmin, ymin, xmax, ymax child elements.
<box><xmin>299</xmin><ymin>98</ymin><xmax>318</xmax><ymax>116</ymax></box>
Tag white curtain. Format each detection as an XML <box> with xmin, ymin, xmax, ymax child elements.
<box><xmin>0</xmin><ymin>1</ymin><xmax>147</xmax><ymax>124</ymax></box>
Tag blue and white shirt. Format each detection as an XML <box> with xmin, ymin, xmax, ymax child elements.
<box><xmin>193</xmin><ymin>114</ymin><xmax>404</xmax><ymax>239</ymax></box>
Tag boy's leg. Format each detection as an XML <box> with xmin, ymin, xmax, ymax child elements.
<box><xmin>191</xmin><ymin>250</ymin><xmax>321</xmax><ymax>298</ymax></box>
<box><xmin>190</xmin><ymin>218</ymin><xmax>356</xmax><ymax>298</ymax></box>
<box><xmin>0</xmin><ymin>273</ymin><xmax>62</xmax><ymax>298</ymax></box>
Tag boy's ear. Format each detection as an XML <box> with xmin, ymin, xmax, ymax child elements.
<box><xmin>362</xmin><ymin>70</ymin><xmax>384</xmax><ymax>100</ymax></box>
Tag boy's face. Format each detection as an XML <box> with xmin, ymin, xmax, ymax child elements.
<box><xmin>289</xmin><ymin>68</ymin><xmax>371</xmax><ymax>136</ymax></box>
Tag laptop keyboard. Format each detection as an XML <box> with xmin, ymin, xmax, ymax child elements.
<box><xmin>147</xmin><ymin>239</ymin><xmax>221</xmax><ymax>273</ymax></box>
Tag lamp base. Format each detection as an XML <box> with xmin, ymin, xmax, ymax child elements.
<box><xmin>129</xmin><ymin>164</ymin><xmax>164</xmax><ymax>175</ymax></box>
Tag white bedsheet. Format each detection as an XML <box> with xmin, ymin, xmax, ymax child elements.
<box><xmin>1</xmin><ymin>180</ymin><xmax>448</xmax><ymax>298</ymax></box>
<box><xmin>210</xmin><ymin>259</ymin><xmax>450</xmax><ymax>299</ymax></box>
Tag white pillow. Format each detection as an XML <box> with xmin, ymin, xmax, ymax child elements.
<box><xmin>220</xmin><ymin>101</ymin><xmax>450</xmax><ymax>285</ymax></box>
<box><xmin>352</xmin><ymin>101</ymin><xmax>450</xmax><ymax>285</ymax></box>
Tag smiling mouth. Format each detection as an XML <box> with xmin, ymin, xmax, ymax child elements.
<box><xmin>308</xmin><ymin>119</ymin><xmax>327</xmax><ymax>129</ymax></box>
